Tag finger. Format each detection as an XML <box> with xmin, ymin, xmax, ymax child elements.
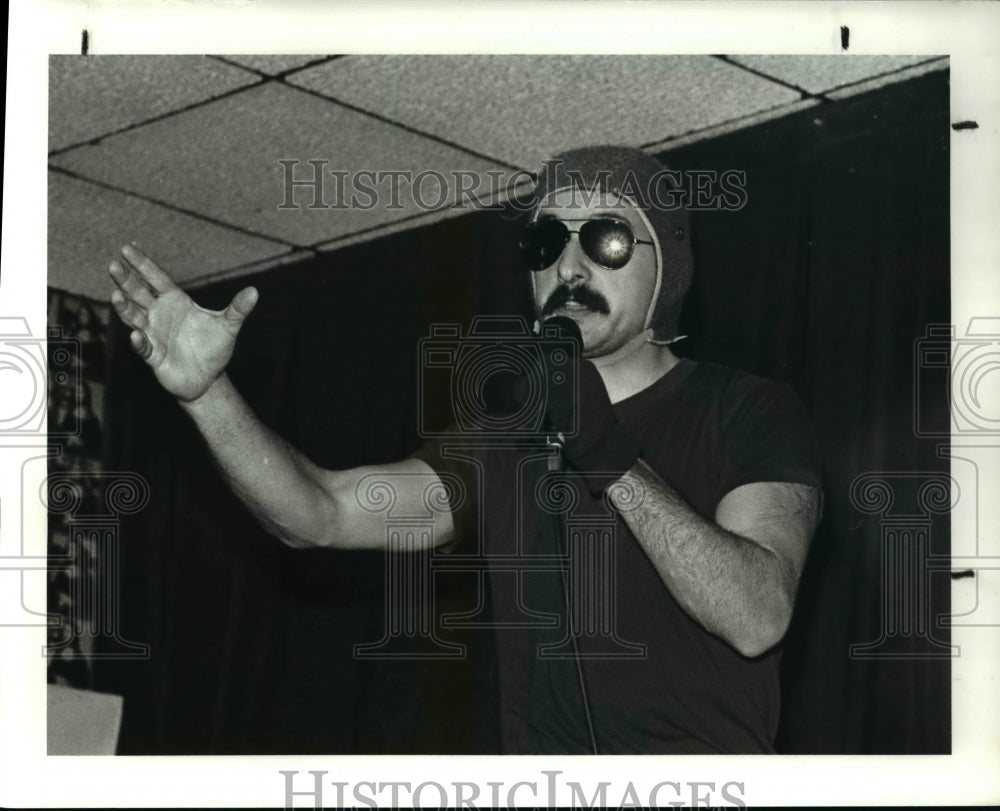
<box><xmin>110</xmin><ymin>288</ymin><xmax>149</xmax><ymax>330</ymax></box>
<box><xmin>129</xmin><ymin>329</ymin><xmax>153</xmax><ymax>361</ymax></box>
<box><xmin>109</xmin><ymin>259</ymin><xmax>157</xmax><ymax>309</ymax></box>
<box><xmin>120</xmin><ymin>244</ymin><xmax>179</xmax><ymax>296</ymax></box>
<box><xmin>223</xmin><ymin>286</ymin><xmax>259</xmax><ymax>325</ymax></box>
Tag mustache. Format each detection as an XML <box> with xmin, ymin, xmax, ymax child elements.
<box><xmin>540</xmin><ymin>284</ymin><xmax>611</xmax><ymax>317</ymax></box>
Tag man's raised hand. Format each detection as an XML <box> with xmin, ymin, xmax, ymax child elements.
<box><xmin>108</xmin><ymin>244</ymin><xmax>258</xmax><ymax>402</ymax></box>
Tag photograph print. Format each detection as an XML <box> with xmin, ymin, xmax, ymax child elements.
<box><xmin>43</xmin><ymin>52</ymin><xmax>954</xmax><ymax>761</ymax></box>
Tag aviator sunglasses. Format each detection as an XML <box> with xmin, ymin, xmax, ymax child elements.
<box><xmin>520</xmin><ymin>217</ymin><xmax>654</xmax><ymax>272</ymax></box>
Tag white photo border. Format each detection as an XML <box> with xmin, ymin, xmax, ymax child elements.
<box><xmin>2</xmin><ymin>0</ymin><xmax>998</xmax><ymax>807</ymax></box>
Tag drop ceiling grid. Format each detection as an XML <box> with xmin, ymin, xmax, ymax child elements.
<box><xmin>219</xmin><ymin>55</ymin><xmax>334</xmax><ymax>76</ymax></box>
<box><xmin>285</xmin><ymin>55</ymin><xmax>804</xmax><ymax>169</ymax></box>
<box><xmin>49</xmin><ymin>81</ymin><xmax>516</xmax><ymax>248</ymax></box>
<box><xmin>48</xmin><ymin>55</ymin><xmax>262</xmax><ymax>153</ymax></box>
<box><xmin>46</xmin><ymin>55</ymin><xmax>949</xmax><ymax>297</ymax></box>
<box><xmin>48</xmin><ymin>171</ymin><xmax>292</xmax><ymax>301</ymax></box>
<box><xmin>726</xmin><ymin>55</ymin><xmax>937</xmax><ymax>95</ymax></box>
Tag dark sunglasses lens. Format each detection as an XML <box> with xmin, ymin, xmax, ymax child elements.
<box><xmin>520</xmin><ymin>221</ymin><xmax>569</xmax><ymax>271</ymax></box>
<box><xmin>580</xmin><ymin>219</ymin><xmax>636</xmax><ymax>269</ymax></box>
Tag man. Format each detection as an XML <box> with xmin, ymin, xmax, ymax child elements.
<box><xmin>109</xmin><ymin>145</ymin><xmax>822</xmax><ymax>754</ymax></box>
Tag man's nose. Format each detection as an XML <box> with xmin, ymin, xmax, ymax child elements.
<box><xmin>555</xmin><ymin>235</ymin><xmax>590</xmax><ymax>284</ymax></box>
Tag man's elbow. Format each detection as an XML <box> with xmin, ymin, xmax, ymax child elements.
<box><xmin>264</xmin><ymin>489</ymin><xmax>347</xmax><ymax>550</ymax></box>
<box><xmin>733</xmin><ymin>622</ymin><xmax>787</xmax><ymax>659</ymax></box>
<box><xmin>732</xmin><ymin>596</ymin><xmax>794</xmax><ymax>659</ymax></box>
<box><xmin>266</xmin><ymin>518</ymin><xmax>333</xmax><ymax>550</ymax></box>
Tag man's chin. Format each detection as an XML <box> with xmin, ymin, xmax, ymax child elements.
<box><xmin>538</xmin><ymin>310</ymin><xmax>601</xmax><ymax>353</ymax></box>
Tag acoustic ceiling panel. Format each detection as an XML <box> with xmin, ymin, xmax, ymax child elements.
<box><xmin>727</xmin><ymin>55</ymin><xmax>936</xmax><ymax>95</ymax></box>
<box><xmin>220</xmin><ymin>55</ymin><xmax>332</xmax><ymax>76</ymax></box>
<box><xmin>48</xmin><ymin>171</ymin><xmax>292</xmax><ymax>300</ymax></box>
<box><xmin>48</xmin><ymin>55</ymin><xmax>259</xmax><ymax>153</ymax></box>
<box><xmin>285</xmin><ymin>55</ymin><xmax>803</xmax><ymax>168</ymax></box>
<box><xmin>46</xmin><ymin>54</ymin><xmax>946</xmax><ymax>299</ymax></box>
<box><xmin>50</xmin><ymin>82</ymin><xmax>516</xmax><ymax>247</ymax></box>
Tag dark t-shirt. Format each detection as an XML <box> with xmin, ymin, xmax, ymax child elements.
<box><xmin>413</xmin><ymin>358</ymin><xmax>822</xmax><ymax>754</ymax></box>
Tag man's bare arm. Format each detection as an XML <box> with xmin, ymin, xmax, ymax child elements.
<box><xmin>180</xmin><ymin>376</ymin><xmax>454</xmax><ymax>550</ymax></box>
<box><xmin>109</xmin><ymin>244</ymin><xmax>454</xmax><ymax>551</ymax></box>
<box><xmin>609</xmin><ymin>460</ymin><xmax>819</xmax><ymax>658</ymax></box>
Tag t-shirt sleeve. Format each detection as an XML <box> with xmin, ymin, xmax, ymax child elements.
<box><xmin>718</xmin><ymin>376</ymin><xmax>823</xmax><ymax>500</ymax></box>
<box><xmin>409</xmin><ymin>434</ymin><xmax>481</xmax><ymax>551</ymax></box>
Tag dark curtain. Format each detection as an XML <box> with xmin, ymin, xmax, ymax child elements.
<box><xmin>667</xmin><ymin>70</ymin><xmax>951</xmax><ymax>754</ymax></box>
<box><xmin>97</xmin><ymin>70</ymin><xmax>950</xmax><ymax>754</ymax></box>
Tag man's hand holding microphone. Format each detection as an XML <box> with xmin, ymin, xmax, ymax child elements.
<box><xmin>538</xmin><ymin>315</ymin><xmax>641</xmax><ymax>496</ymax></box>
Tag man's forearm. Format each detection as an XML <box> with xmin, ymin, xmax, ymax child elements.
<box><xmin>609</xmin><ymin>460</ymin><xmax>796</xmax><ymax>657</ymax></box>
<box><xmin>179</xmin><ymin>374</ymin><xmax>339</xmax><ymax>549</ymax></box>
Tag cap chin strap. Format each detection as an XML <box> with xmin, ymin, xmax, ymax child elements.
<box><xmin>647</xmin><ymin>333</ymin><xmax>688</xmax><ymax>347</ymax></box>
<box><xmin>590</xmin><ymin>328</ymin><xmax>656</xmax><ymax>370</ymax></box>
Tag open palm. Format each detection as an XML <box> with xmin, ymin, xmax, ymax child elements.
<box><xmin>109</xmin><ymin>245</ymin><xmax>258</xmax><ymax>402</ymax></box>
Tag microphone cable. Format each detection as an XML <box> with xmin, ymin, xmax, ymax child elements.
<box><xmin>549</xmin><ymin>439</ymin><xmax>600</xmax><ymax>755</ymax></box>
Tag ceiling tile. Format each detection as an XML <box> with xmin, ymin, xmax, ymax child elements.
<box><xmin>646</xmin><ymin>97</ymin><xmax>822</xmax><ymax>153</ymax></box>
<box><xmin>49</xmin><ymin>55</ymin><xmax>260</xmax><ymax>153</ymax></box>
<box><xmin>285</xmin><ymin>55</ymin><xmax>802</xmax><ymax>168</ymax></box>
<box><xmin>50</xmin><ymin>82</ymin><xmax>517</xmax><ymax>247</ymax></box>
<box><xmin>727</xmin><ymin>55</ymin><xmax>933</xmax><ymax>95</ymax></box>
<box><xmin>221</xmin><ymin>55</ymin><xmax>331</xmax><ymax>76</ymax></box>
<box><xmin>48</xmin><ymin>171</ymin><xmax>291</xmax><ymax>300</ymax></box>
<box><xmin>182</xmin><ymin>249</ymin><xmax>316</xmax><ymax>290</ymax></box>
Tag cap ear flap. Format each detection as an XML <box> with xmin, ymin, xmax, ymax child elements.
<box><xmin>648</xmin><ymin>239</ymin><xmax>694</xmax><ymax>342</ymax></box>
<box><xmin>627</xmin><ymin>204</ymin><xmax>663</xmax><ymax>332</ymax></box>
